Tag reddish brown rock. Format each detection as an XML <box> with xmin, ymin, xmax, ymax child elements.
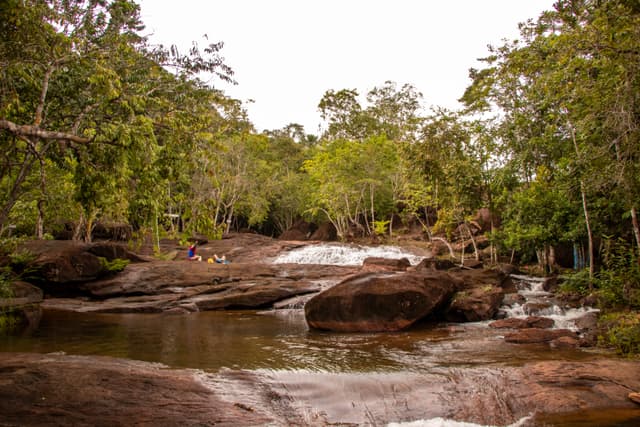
<box><xmin>550</xmin><ymin>336</ymin><xmax>580</xmax><ymax>349</ymax></box>
<box><xmin>1</xmin><ymin>353</ymin><xmax>640</xmax><ymax>426</ymax></box>
<box><xmin>444</xmin><ymin>285</ymin><xmax>504</xmax><ymax>322</ymax></box>
<box><xmin>629</xmin><ymin>392</ymin><xmax>640</xmax><ymax>405</ymax></box>
<box><xmin>279</xmin><ymin>219</ymin><xmax>314</xmax><ymax>241</ymax></box>
<box><xmin>42</xmin><ymin>262</ymin><xmax>359</xmax><ymax>313</ymax></box>
<box><xmin>489</xmin><ymin>316</ymin><xmax>555</xmax><ymax>329</ymax></box>
<box><xmin>19</xmin><ymin>240</ymin><xmax>146</xmax><ymax>290</ymax></box>
<box><xmin>0</xmin><ymin>352</ymin><xmax>276</xmax><ymax>426</ymax></box>
<box><xmin>504</xmin><ymin>328</ymin><xmax>578</xmax><ymax>344</ymax></box>
<box><xmin>304</xmin><ymin>271</ymin><xmax>456</xmax><ymax>332</ymax></box>
<box><xmin>415</xmin><ymin>256</ymin><xmax>457</xmax><ymax>271</ymax></box>
<box><xmin>361</xmin><ymin>257</ymin><xmax>411</xmax><ymax>272</ymax></box>
<box><xmin>309</xmin><ymin>222</ymin><xmax>337</xmax><ymax>241</ymax></box>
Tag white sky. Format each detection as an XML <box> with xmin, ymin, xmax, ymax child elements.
<box><xmin>137</xmin><ymin>1</ymin><xmax>556</xmax><ymax>134</ymax></box>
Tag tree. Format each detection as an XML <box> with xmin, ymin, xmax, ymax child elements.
<box><xmin>0</xmin><ymin>0</ymin><xmax>235</xmax><ymax>241</ymax></box>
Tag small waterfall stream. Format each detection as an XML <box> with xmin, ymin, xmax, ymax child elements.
<box><xmin>273</xmin><ymin>243</ymin><xmax>428</xmax><ymax>266</ymax></box>
<box><xmin>503</xmin><ymin>274</ymin><xmax>598</xmax><ymax>330</ymax></box>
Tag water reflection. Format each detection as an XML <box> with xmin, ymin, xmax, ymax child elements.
<box><xmin>0</xmin><ymin>308</ymin><xmax>602</xmax><ymax>374</ymax></box>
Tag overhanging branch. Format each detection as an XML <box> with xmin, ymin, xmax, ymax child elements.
<box><xmin>0</xmin><ymin>119</ymin><xmax>92</xmax><ymax>144</ymax></box>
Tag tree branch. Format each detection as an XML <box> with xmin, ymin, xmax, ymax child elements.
<box><xmin>0</xmin><ymin>119</ymin><xmax>92</xmax><ymax>144</ymax></box>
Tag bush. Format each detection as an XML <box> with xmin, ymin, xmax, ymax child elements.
<box><xmin>599</xmin><ymin>312</ymin><xmax>640</xmax><ymax>356</ymax></box>
<box><xmin>559</xmin><ymin>270</ymin><xmax>592</xmax><ymax>296</ymax></box>
<box><xmin>595</xmin><ymin>237</ymin><xmax>640</xmax><ymax>309</ymax></box>
<box><xmin>98</xmin><ymin>257</ymin><xmax>130</xmax><ymax>273</ymax></box>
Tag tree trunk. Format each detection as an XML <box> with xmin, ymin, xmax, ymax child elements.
<box><xmin>631</xmin><ymin>207</ymin><xmax>640</xmax><ymax>263</ymax></box>
<box><xmin>432</xmin><ymin>236</ymin><xmax>455</xmax><ymax>259</ymax></box>
<box><xmin>35</xmin><ymin>200</ymin><xmax>44</xmax><ymax>239</ymax></box>
<box><xmin>0</xmin><ymin>150</ymin><xmax>35</xmax><ymax>230</ymax></box>
<box><xmin>463</xmin><ymin>222</ymin><xmax>479</xmax><ymax>261</ymax></box>
<box><xmin>570</xmin><ymin>124</ymin><xmax>595</xmax><ymax>289</ymax></box>
<box><xmin>580</xmin><ymin>180</ymin><xmax>595</xmax><ymax>289</ymax></box>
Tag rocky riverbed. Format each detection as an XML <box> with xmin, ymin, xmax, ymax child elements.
<box><xmin>1</xmin><ymin>233</ymin><xmax>640</xmax><ymax>426</ymax></box>
<box><xmin>1</xmin><ymin>352</ymin><xmax>639</xmax><ymax>426</ymax></box>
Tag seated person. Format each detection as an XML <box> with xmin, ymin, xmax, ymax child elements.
<box><xmin>187</xmin><ymin>244</ymin><xmax>202</xmax><ymax>261</ymax></box>
<box><xmin>214</xmin><ymin>254</ymin><xmax>229</xmax><ymax>264</ymax></box>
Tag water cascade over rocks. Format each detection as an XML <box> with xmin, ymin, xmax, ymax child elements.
<box><xmin>273</xmin><ymin>242</ymin><xmax>428</xmax><ymax>266</ymax></box>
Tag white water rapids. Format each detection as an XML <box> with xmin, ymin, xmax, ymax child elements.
<box><xmin>273</xmin><ymin>242</ymin><xmax>428</xmax><ymax>266</ymax></box>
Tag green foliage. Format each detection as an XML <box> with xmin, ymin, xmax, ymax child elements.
<box><xmin>599</xmin><ymin>312</ymin><xmax>640</xmax><ymax>356</ymax></box>
<box><xmin>8</xmin><ymin>249</ymin><xmax>36</xmax><ymax>268</ymax></box>
<box><xmin>0</xmin><ymin>267</ymin><xmax>12</xmax><ymax>299</ymax></box>
<box><xmin>559</xmin><ymin>270</ymin><xmax>592</xmax><ymax>296</ymax></box>
<box><xmin>303</xmin><ymin>135</ymin><xmax>400</xmax><ymax>239</ymax></box>
<box><xmin>373</xmin><ymin>220</ymin><xmax>390</xmax><ymax>237</ymax></box>
<box><xmin>595</xmin><ymin>237</ymin><xmax>640</xmax><ymax>309</ymax></box>
<box><xmin>98</xmin><ymin>257</ymin><xmax>130</xmax><ymax>273</ymax></box>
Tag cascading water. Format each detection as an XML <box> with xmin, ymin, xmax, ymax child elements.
<box><xmin>503</xmin><ymin>274</ymin><xmax>598</xmax><ymax>330</ymax></box>
<box><xmin>272</xmin><ymin>243</ymin><xmax>428</xmax><ymax>266</ymax></box>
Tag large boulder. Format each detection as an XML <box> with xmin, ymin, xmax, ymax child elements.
<box><xmin>444</xmin><ymin>285</ymin><xmax>505</xmax><ymax>322</ymax></box>
<box><xmin>19</xmin><ymin>240</ymin><xmax>146</xmax><ymax>293</ymax></box>
<box><xmin>309</xmin><ymin>222</ymin><xmax>337</xmax><ymax>241</ymax></box>
<box><xmin>443</xmin><ymin>268</ymin><xmax>512</xmax><ymax>322</ymax></box>
<box><xmin>279</xmin><ymin>220</ymin><xmax>315</xmax><ymax>241</ymax></box>
<box><xmin>304</xmin><ymin>271</ymin><xmax>457</xmax><ymax>332</ymax></box>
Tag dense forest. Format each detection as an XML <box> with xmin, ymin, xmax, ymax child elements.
<box><xmin>1</xmin><ymin>0</ymin><xmax>639</xmax><ymax>325</ymax></box>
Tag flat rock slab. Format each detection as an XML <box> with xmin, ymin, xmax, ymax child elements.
<box><xmin>1</xmin><ymin>353</ymin><xmax>640</xmax><ymax>426</ymax></box>
<box><xmin>0</xmin><ymin>352</ymin><xmax>274</xmax><ymax>426</ymax></box>
<box><xmin>42</xmin><ymin>262</ymin><xmax>360</xmax><ymax>313</ymax></box>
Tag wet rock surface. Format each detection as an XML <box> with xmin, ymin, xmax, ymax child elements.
<box><xmin>1</xmin><ymin>352</ymin><xmax>639</xmax><ymax>426</ymax></box>
<box><xmin>0</xmin><ymin>352</ymin><xmax>274</xmax><ymax>426</ymax></box>
<box><xmin>489</xmin><ymin>316</ymin><xmax>555</xmax><ymax>329</ymax></box>
<box><xmin>41</xmin><ymin>262</ymin><xmax>359</xmax><ymax>313</ymax></box>
<box><xmin>503</xmin><ymin>327</ymin><xmax>578</xmax><ymax>344</ymax></box>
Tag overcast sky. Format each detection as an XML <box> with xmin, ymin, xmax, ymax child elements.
<box><xmin>137</xmin><ymin>1</ymin><xmax>556</xmax><ymax>134</ymax></box>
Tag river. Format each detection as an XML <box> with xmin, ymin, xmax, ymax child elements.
<box><xmin>1</xmin><ymin>243</ymin><xmax>639</xmax><ymax>426</ymax></box>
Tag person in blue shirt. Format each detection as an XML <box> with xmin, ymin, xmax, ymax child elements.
<box><xmin>187</xmin><ymin>243</ymin><xmax>201</xmax><ymax>261</ymax></box>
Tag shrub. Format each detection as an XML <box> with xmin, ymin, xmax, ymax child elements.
<box><xmin>98</xmin><ymin>257</ymin><xmax>130</xmax><ymax>273</ymax></box>
<box><xmin>599</xmin><ymin>312</ymin><xmax>640</xmax><ymax>356</ymax></box>
<box><xmin>596</xmin><ymin>237</ymin><xmax>640</xmax><ymax>309</ymax></box>
<box><xmin>559</xmin><ymin>270</ymin><xmax>592</xmax><ymax>296</ymax></box>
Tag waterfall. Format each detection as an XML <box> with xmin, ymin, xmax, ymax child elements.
<box><xmin>503</xmin><ymin>275</ymin><xmax>598</xmax><ymax>330</ymax></box>
<box><xmin>272</xmin><ymin>243</ymin><xmax>427</xmax><ymax>266</ymax></box>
